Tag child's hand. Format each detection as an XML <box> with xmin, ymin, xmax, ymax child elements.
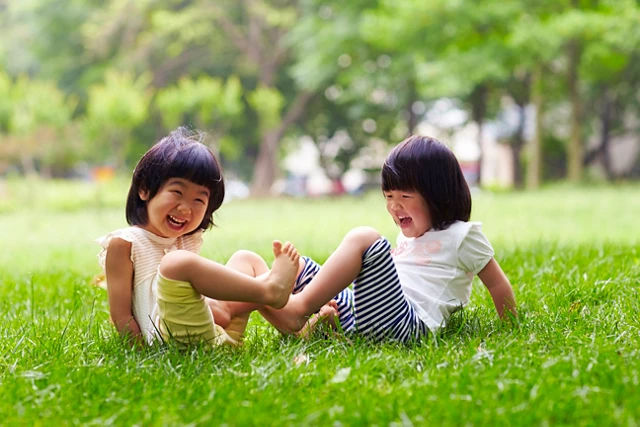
<box><xmin>297</xmin><ymin>300</ymin><xmax>339</xmax><ymax>339</ymax></box>
<box><xmin>319</xmin><ymin>300</ymin><xmax>339</xmax><ymax>318</ymax></box>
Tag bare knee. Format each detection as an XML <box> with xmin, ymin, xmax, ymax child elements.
<box><xmin>226</xmin><ymin>249</ymin><xmax>267</xmax><ymax>277</ymax></box>
<box><xmin>158</xmin><ymin>250</ymin><xmax>196</xmax><ymax>281</ymax></box>
<box><xmin>343</xmin><ymin>226</ymin><xmax>381</xmax><ymax>252</ymax></box>
<box><xmin>227</xmin><ymin>249</ymin><xmax>262</xmax><ymax>266</ymax></box>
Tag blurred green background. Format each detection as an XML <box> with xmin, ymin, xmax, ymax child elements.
<box><xmin>2</xmin><ymin>4</ymin><xmax>640</xmax><ymax>423</ymax></box>
<box><xmin>1</xmin><ymin>0</ymin><xmax>639</xmax><ymax>196</ymax></box>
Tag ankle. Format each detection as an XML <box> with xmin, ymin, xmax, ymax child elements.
<box><xmin>285</xmin><ymin>298</ymin><xmax>312</xmax><ymax>332</ymax></box>
<box><xmin>264</xmin><ymin>283</ymin><xmax>287</xmax><ymax>308</ymax></box>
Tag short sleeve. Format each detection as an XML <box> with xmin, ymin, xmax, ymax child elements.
<box><xmin>96</xmin><ymin>228</ymin><xmax>136</xmax><ymax>271</ymax></box>
<box><xmin>457</xmin><ymin>223</ymin><xmax>494</xmax><ymax>274</ymax></box>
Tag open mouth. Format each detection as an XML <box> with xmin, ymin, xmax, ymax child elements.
<box><xmin>167</xmin><ymin>215</ymin><xmax>187</xmax><ymax>228</ymax></box>
<box><xmin>398</xmin><ymin>216</ymin><xmax>412</xmax><ymax>227</ymax></box>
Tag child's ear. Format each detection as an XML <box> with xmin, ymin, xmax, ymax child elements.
<box><xmin>139</xmin><ymin>188</ymin><xmax>150</xmax><ymax>201</ymax></box>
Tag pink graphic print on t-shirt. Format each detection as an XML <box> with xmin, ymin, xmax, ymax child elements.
<box><xmin>392</xmin><ymin>239</ymin><xmax>442</xmax><ymax>265</ymax></box>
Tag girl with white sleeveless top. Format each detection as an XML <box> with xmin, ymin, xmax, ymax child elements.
<box><xmin>98</xmin><ymin>127</ymin><xmax>300</xmax><ymax>347</ymax></box>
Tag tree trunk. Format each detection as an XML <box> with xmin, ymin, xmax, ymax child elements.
<box><xmin>213</xmin><ymin>1</ymin><xmax>310</xmax><ymax>196</ymax></box>
<box><xmin>510</xmin><ymin>102</ymin><xmax>527</xmax><ymax>188</ymax></box>
<box><xmin>598</xmin><ymin>89</ymin><xmax>613</xmax><ymax>180</ymax></box>
<box><xmin>21</xmin><ymin>154</ymin><xmax>37</xmax><ymax>177</ymax></box>
<box><xmin>584</xmin><ymin>88</ymin><xmax>614</xmax><ymax>180</ymax></box>
<box><xmin>406</xmin><ymin>78</ymin><xmax>419</xmax><ymax>134</ymax></box>
<box><xmin>470</xmin><ymin>85</ymin><xmax>487</xmax><ymax>187</ymax></box>
<box><xmin>527</xmin><ymin>66</ymin><xmax>543</xmax><ymax>189</ymax></box>
<box><xmin>476</xmin><ymin>120</ymin><xmax>484</xmax><ymax>187</ymax></box>
<box><xmin>506</xmin><ymin>72</ymin><xmax>531</xmax><ymax>189</ymax></box>
<box><xmin>250</xmin><ymin>129</ymin><xmax>280</xmax><ymax>196</ymax></box>
<box><xmin>250</xmin><ymin>91</ymin><xmax>313</xmax><ymax>196</ymax></box>
<box><xmin>567</xmin><ymin>39</ymin><xmax>583</xmax><ymax>182</ymax></box>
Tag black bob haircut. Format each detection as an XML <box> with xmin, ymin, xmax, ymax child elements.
<box><xmin>381</xmin><ymin>135</ymin><xmax>471</xmax><ymax>230</ymax></box>
<box><xmin>125</xmin><ymin>127</ymin><xmax>225</xmax><ymax>233</ymax></box>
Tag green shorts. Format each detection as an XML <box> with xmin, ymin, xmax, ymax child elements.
<box><xmin>155</xmin><ymin>271</ymin><xmax>237</xmax><ymax>348</ymax></box>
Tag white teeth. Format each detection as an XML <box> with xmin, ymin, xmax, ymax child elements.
<box><xmin>168</xmin><ymin>215</ymin><xmax>187</xmax><ymax>225</ymax></box>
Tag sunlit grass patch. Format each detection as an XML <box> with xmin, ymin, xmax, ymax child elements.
<box><xmin>1</xmin><ymin>181</ymin><xmax>639</xmax><ymax>424</ymax></box>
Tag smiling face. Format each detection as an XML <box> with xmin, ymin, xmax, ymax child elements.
<box><xmin>139</xmin><ymin>177</ymin><xmax>210</xmax><ymax>238</ymax></box>
<box><xmin>384</xmin><ymin>189</ymin><xmax>432</xmax><ymax>238</ymax></box>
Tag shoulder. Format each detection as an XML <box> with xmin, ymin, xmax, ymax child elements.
<box><xmin>104</xmin><ymin>235</ymin><xmax>134</xmax><ymax>275</ymax></box>
<box><xmin>97</xmin><ymin>227</ymin><xmax>138</xmax><ymax>269</ymax></box>
<box><xmin>463</xmin><ymin>222</ymin><xmax>490</xmax><ymax>245</ymax></box>
<box><xmin>454</xmin><ymin>221</ymin><xmax>494</xmax><ymax>273</ymax></box>
<box><xmin>441</xmin><ymin>221</ymin><xmax>486</xmax><ymax>247</ymax></box>
<box><xmin>107</xmin><ymin>236</ymin><xmax>132</xmax><ymax>252</ymax></box>
<box><xmin>105</xmin><ymin>236</ymin><xmax>133</xmax><ymax>263</ymax></box>
<box><xmin>97</xmin><ymin>227</ymin><xmax>140</xmax><ymax>248</ymax></box>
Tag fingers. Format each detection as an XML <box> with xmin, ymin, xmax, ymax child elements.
<box><xmin>318</xmin><ymin>303</ymin><xmax>338</xmax><ymax>318</ymax></box>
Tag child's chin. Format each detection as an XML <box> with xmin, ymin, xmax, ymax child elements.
<box><xmin>401</xmin><ymin>228</ymin><xmax>427</xmax><ymax>238</ymax></box>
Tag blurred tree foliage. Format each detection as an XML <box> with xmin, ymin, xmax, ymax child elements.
<box><xmin>0</xmin><ymin>0</ymin><xmax>639</xmax><ymax>190</ymax></box>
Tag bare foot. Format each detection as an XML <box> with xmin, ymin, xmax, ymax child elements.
<box><xmin>259</xmin><ymin>293</ymin><xmax>317</xmax><ymax>335</ymax></box>
<box><xmin>206</xmin><ymin>298</ymin><xmax>231</xmax><ymax>328</ymax></box>
<box><xmin>265</xmin><ymin>240</ymin><xmax>300</xmax><ymax>308</ymax></box>
<box><xmin>224</xmin><ymin>312</ymin><xmax>251</xmax><ymax>343</ymax></box>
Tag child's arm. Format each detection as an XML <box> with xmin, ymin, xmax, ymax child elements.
<box><xmin>105</xmin><ymin>237</ymin><xmax>143</xmax><ymax>345</ymax></box>
<box><xmin>478</xmin><ymin>258</ymin><xmax>517</xmax><ymax>319</ymax></box>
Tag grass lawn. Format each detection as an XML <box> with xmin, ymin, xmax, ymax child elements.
<box><xmin>1</xmin><ymin>178</ymin><xmax>639</xmax><ymax>425</ymax></box>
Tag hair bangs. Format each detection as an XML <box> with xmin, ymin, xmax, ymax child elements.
<box><xmin>167</xmin><ymin>143</ymin><xmax>222</xmax><ymax>192</ymax></box>
<box><xmin>381</xmin><ymin>140</ymin><xmax>419</xmax><ymax>192</ymax></box>
<box><xmin>382</xmin><ymin>161</ymin><xmax>415</xmax><ymax>192</ymax></box>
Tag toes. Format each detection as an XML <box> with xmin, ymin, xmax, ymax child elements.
<box><xmin>274</xmin><ymin>241</ymin><xmax>299</xmax><ymax>263</ymax></box>
<box><xmin>283</xmin><ymin>241</ymin><xmax>292</xmax><ymax>254</ymax></box>
<box><xmin>273</xmin><ymin>240</ymin><xmax>283</xmax><ymax>256</ymax></box>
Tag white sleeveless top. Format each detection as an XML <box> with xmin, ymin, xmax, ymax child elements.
<box><xmin>97</xmin><ymin>227</ymin><xmax>203</xmax><ymax>343</ymax></box>
<box><xmin>392</xmin><ymin>221</ymin><xmax>494</xmax><ymax>331</ymax></box>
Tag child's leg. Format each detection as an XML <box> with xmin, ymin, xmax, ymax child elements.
<box><xmin>205</xmin><ymin>249</ymin><xmax>271</xmax><ymax>328</ymax></box>
<box><xmin>210</xmin><ymin>250</ymin><xmax>309</xmax><ymax>341</ymax></box>
<box><xmin>156</xmin><ymin>248</ymin><xmax>277</xmax><ymax>348</ymax></box>
<box><xmin>155</xmin><ymin>273</ymin><xmax>239</xmax><ymax>347</ymax></box>
<box><xmin>213</xmin><ymin>249</ymin><xmax>307</xmax><ymax>319</ymax></box>
<box><xmin>261</xmin><ymin>227</ymin><xmax>381</xmax><ymax>333</ymax></box>
<box><xmin>158</xmin><ymin>241</ymin><xmax>299</xmax><ymax>309</ymax></box>
<box><xmin>217</xmin><ymin>249</ymin><xmax>272</xmax><ymax>341</ymax></box>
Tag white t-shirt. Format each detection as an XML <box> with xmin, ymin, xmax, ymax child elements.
<box><xmin>392</xmin><ymin>221</ymin><xmax>494</xmax><ymax>331</ymax></box>
<box><xmin>97</xmin><ymin>227</ymin><xmax>203</xmax><ymax>343</ymax></box>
